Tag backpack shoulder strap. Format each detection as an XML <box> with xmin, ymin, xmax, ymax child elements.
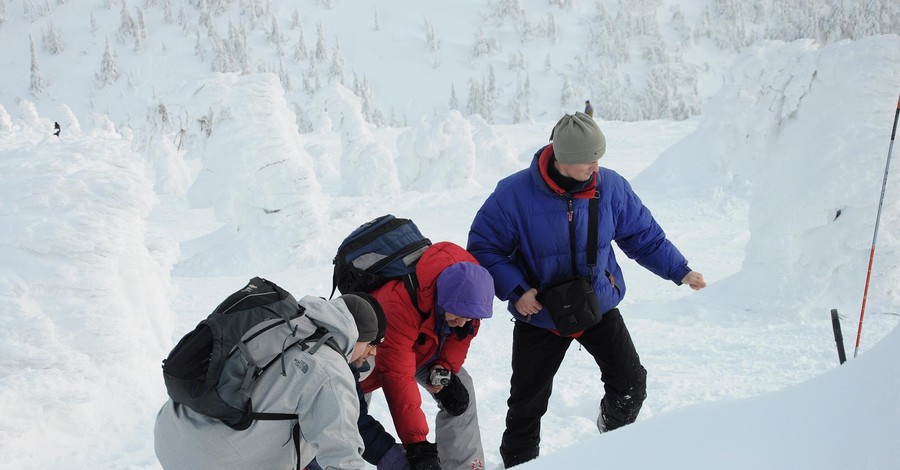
<box><xmin>403</xmin><ymin>273</ymin><xmax>428</xmax><ymax>321</ymax></box>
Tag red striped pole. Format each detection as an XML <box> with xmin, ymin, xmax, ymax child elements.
<box><xmin>853</xmin><ymin>93</ymin><xmax>900</xmax><ymax>358</ymax></box>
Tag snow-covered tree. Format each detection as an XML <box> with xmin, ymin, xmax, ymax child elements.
<box><xmin>43</xmin><ymin>21</ymin><xmax>64</xmax><ymax>54</ymax></box>
<box><xmin>373</xmin><ymin>7</ymin><xmax>380</xmax><ymax>31</ymax></box>
<box><xmin>228</xmin><ymin>21</ymin><xmax>250</xmax><ymax>74</ymax></box>
<box><xmin>293</xmin><ymin>26</ymin><xmax>308</xmax><ymax>62</ymax></box>
<box><xmin>269</xmin><ymin>15</ymin><xmax>284</xmax><ymax>49</ymax></box>
<box><xmin>315</xmin><ymin>21</ymin><xmax>328</xmax><ymax>62</ymax></box>
<box><xmin>117</xmin><ymin>1</ymin><xmax>136</xmax><ymax>44</ymax></box>
<box><xmin>178</xmin><ymin>5</ymin><xmax>189</xmax><ymax>33</ymax></box>
<box><xmin>96</xmin><ymin>38</ymin><xmax>119</xmax><ymax>86</ymax></box>
<box><xmin>560</xmin><ymin>75</ymin><xmax>574</xmax><ymax>108</ymax></box>
<box><xmin>466</xmin><ymin>79</ymin><xmax>481</xmax><ymax>116</ymax></box>
<box><xmin>90</xmin><ymin>10</ymin><xmax>98</xmax><ymax>33</ymax></box>
<box><xmin>449</xmin><ymin>84</ymin><xmax>459</xmax><ymax>111</ymax></box>
<box><xmin>162</xmin><ymin>0</ymin><xmax>172</xmax><ymax>24</ymax></box>
<box><xmin>278</xmin><ymin>57</ymin><xmax>291</xmax><ymax>91</ymax></box>
<box><xmin>472</xmin><ymin>28</ymin><xmax>499</xmax><ymax>58</ymax></box>
<box><xmin>291</xmin><ymin>9</ymin><xmax>300</xmax><ymax>29</ymax></box>
<box><xmin>424</xmin><ymin>17</ymin><xmax>440</xmax><ymax>52</ymax></box>
<box><xmin>30</xmin><ymin>36</ymin><xmax>44</xmax><ymax>97</ymax></box>
<box><xmin>487</xmin><ymin>65</ymin><xmax>498</xmax><ymax>98</ymax></box>
<box><xmin>133</xmin><ymin>8</ymin><xmax>146</xmax><ymax>53</ymax></box>
<box><xmin>194</xmin><ymin>30</ymin><xmax>206</xmax><ymax>61</ymax></box>
<box><xmin>329</xmin><ymin>39</ymin><xmax>345</xmax><ymax>84</ymax></box>
<box><xmin>198</xmin><ymin>0</ymin><xmax>211</xmax><ymax>29</ymax></box>
<box><xmin>544</xmin><ymin>13</ymin><xmax>558</xmax><ymax>44</ymax></box>
<box><xmin>509</xmin><ymin>50</ymin><xmax>525</xmax><ymax>71</ymax></box>
<box><xmin>209</xmin><ymin>26</ymin><xmax>233</xmax><ymax>72</ymax></box>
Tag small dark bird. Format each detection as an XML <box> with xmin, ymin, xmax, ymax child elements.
<box><xmin>53</xmin><ymin>121</ymin><xmax>61</xmax><ymax>137</ymax></box>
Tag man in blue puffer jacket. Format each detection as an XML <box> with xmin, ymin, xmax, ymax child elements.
<box><xmin>467</xmin><ymin>112</ymin><xmax>706</xmax><ymax>468</ymax></box>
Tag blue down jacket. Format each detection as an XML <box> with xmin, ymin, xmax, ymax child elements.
<box><xmin>467</xmin><ymin>145</ymin><xmax>691</xmax><ymax>331</ymax></box>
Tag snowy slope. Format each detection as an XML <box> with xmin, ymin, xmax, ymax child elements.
<box><xmin>0</xmin><ymin>1</ymin><xmax>899</xmax><ymax>469</ymax></box>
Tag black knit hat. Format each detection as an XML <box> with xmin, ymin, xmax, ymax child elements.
<box><xmin>348</xmin><ymin>292</ymin><xmax>387</xmax><ymax>344</ymax></box>
<box><xmin>337</xmin><ymin>294</ymin><xmax>378</xmax><ymax>343</ymax></box>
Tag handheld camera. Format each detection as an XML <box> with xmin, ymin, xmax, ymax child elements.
<box><xmin>429</xmin><ymin>368</ymin><xmax>451</xmax><ymax>387</ymax></box>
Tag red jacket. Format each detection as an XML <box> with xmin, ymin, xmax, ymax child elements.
<box><xmin>360</xmin><ymin>241</ymin><xmax>481</xmax><ymax>445</ymax></box>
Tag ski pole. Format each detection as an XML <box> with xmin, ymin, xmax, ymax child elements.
<box><xmin>853</xmin><ymin>92</ymin><xmax>900</xmax><ymax>358</ymax></box>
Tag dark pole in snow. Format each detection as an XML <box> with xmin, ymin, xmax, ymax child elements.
<box><xmin>831</xmin><ymin>309</ymin><xmax>846</xmax><ymax>365</ymax></box>
<box><xmin>853</xmin><ymin>93</ymin><xmax>900</xmax><ymax>358</ymax></box>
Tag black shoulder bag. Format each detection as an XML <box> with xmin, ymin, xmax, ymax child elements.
<box><xmin>537</xmin><ymin>191</ymin><xmax>602</xmax><ymax>335</ymax></box>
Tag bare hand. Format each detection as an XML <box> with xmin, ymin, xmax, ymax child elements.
<box><xmin>514</xmin><ymin>288</ymin><xmax>542</xmax><ymax>316</ymax></box>
<box><xmin>681</xmin><ymin>271</ymin><xmax>707</xmax><ymax>290</ymax></box>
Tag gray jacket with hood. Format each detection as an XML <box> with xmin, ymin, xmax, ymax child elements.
<box><xmin>154</xmin><ymin>296</ymin><xmax>366</xmax><ymax>470</ymax></box>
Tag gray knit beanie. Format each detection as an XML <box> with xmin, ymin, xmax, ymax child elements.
<box><xmin>337</xmin><ymin>294</ymin><xmax>378</xmax><ymax>343</ymax></box>
<box><xmin>551</xmin><ymin>112</ymin><xmax>606</xmax><ymax>164</ymax></box>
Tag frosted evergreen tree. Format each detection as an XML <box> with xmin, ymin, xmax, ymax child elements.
<box><xmin>466</xmin><ymin>79</ymin><xmax>482</xmax><ymax>116</ymax></box>
<box><xmin>329</xmin><ymin>39</ymin><xmax>345</xmax><ymax>84</ymax></box>
<box><xmin>291</xmin><ymin>9</ymin><xmax>300</xmax><ymax>29</ymax></box>
<box><xmin>96</xmin><ymin>38</ymin><xmax>119</xmax><ymax>86</ymax></box>
<box><xmin>198</xmin><ymin>0</ymin><xmax>211</xmax><ymax>29</ymax></box>
<box><xmin>669</xmin><ymin>5</ymin><xmax>690</xmax><ymax>43</ymax></box>
<box><xmin>162</xmin><ymin>0</ymin><xmax>172</xmax><ymax>24</ymax></box>
<box><xmin>90</xmin><ymin>10</ymin><xmax>98</xmax><ymax>33</ymax></box>
<box><xmin>269</xmin><ymin>15</ymin><xmax>284</xmax><ymax>48</ymax></box>
<box><xmin>302</xmin><ymin>65</ymin><xmax>318</xmax><ymax>94</ymax></box>
<box><xmin>560</xmin><ymin>75</ymin><xmax>574</xmax><ymax>108</ymax></box>
<box><xmin>228</xmin><ymin>21</ymin><xmax>250</xmax><ymax>74</ymax></box>
<box><xmin>29</xmin><ymin>36</ymin><xmax>45</xmax><ymax>97</ymax></box>
<box><xmin>178</xmin><ymin>5</ymin><xmax>189</xmax><ymax>34</ymax></box>
<box><xmin>508</xmin><ymin>50</ymin><xmax>525</xmax><ymax>71</ymax></box>
<box><xmin>133</xmin><ymin>9</ymin><xmax>146</xmax><ymax>54</ymax></box>
<box><xmin>511</xmin><ymin>97</ymin><xmax>523</xmax><ymax>123</ymax></box>
<box><xmin>136</xmin><ymin>8</ymin><xmax>147</xmax><ymax>42</ymax></box>
<box><xmin>424</xmin><ymin>17</ymin><xmax>440</xmax><ymax>52</ymax></box>
<box><xmin>43</xmin><ymin>21</ymin><xmax>64</xmax><ymax>55</ymax></box>
<box><xmin>293</xmin><ymin>24</ymin><xmax>308</xmax><ymax>62</ymax></box>
<box><xmin>373</xmin><ymin>7</ymin><xmax>380</xmax><ymax>31</ymax></box>
<box><xmin>472</xmin><ymin>28</ymin><xmax>499</xmax><ymax>58</ymax></box>
<box><xmin>117</xmin><ymin>1</ymin><xmax>136</xmax><ymax>44</ymax></box>
<box><xmin>278</xmin><ymin>57</ymin><xmax>292</xmax><ymax>91</ymax></box>
<box><xmin>194</xmin><ymin>30</ymin><xmax>206</xmax><ymax>61</ymax></box>
<box><xmin>315</xmin><ymin>21</ymin><xmax>328</xmax><ymax>62</ymax></box>
<box><xmin>487</xmin><ymin>65</ymin><xmax>498</xmax><ymax>98</ymax></box>
<box><xmin>449</xmin><ymin>84</ymin><xmax>459</xmax><ymax>111</ymax></box>
<box><xmin>516</xmin><ymin>74</ymin><xmax>532</xmax><ymax>122</ymax></box>
<box><xmin>544</xmin><ymin>52</ymin><xmax>552</xmax><ymax>72</ymax></box>
<box><xmin>544</xmin><ymin>13</ymin><xmax>557</xmax><ymax>44</ymax></box>
<box><xmin>482</xmin><ymin>83</ymin><xmax>495</xmax><ymax>124</ymax></box>
<box><xmin>209</xmin><ymin>26</ymin><xmax>233</xmax><ymax>73</ymax></box>
<box><xmin>23</xmin><ymin>0</ymin><xmax>34</xmax><ymax>22</ymax></box>
<box><xmin>0</xmin><ymin>0</ymin><xmax>6</xmax><ymax>27</ymax></box>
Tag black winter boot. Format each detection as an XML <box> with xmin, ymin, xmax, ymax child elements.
<box><xmin>499</xmin><ymin>440</ymin><xmax>539</xmax><ymax>468</ymax></box>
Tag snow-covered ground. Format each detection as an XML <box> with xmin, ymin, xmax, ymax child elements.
<box><xmin>1</xmin><ymin>4</ymin><xmax>899</xmax><ymax>470</ymax></box>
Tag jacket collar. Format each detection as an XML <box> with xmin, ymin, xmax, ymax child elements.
<box><xmin>536</xmin><ymin>144</ymin><xmax>597</xmax><ymax>199</ymax></box>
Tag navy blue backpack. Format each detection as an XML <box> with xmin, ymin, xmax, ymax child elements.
<box><xmin>331</xmin><ymin>215</ymin><xmax>431</xmax><ymax>313</ymax></box>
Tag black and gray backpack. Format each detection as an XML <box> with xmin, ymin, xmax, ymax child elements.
<box><xmin>161</xmin><ymin>277</ymin><xmax>337</xmax><ymax>430</ymax></box>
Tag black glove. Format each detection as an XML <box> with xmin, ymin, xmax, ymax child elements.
<box><xmin>405</xmin><ymin>441</ymin><xmax>441</xmax><ymax>470</ymax></box>
<box><xmin>433</xmin><ymin>373</ymin><xmax>469</xmax><ymax>417</ymax></box>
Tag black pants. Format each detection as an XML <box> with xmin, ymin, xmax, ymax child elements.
<box><xmin>499</xmin><ymin>308</ymin><xmax>647</xmax><ymax>467</ymax></box>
